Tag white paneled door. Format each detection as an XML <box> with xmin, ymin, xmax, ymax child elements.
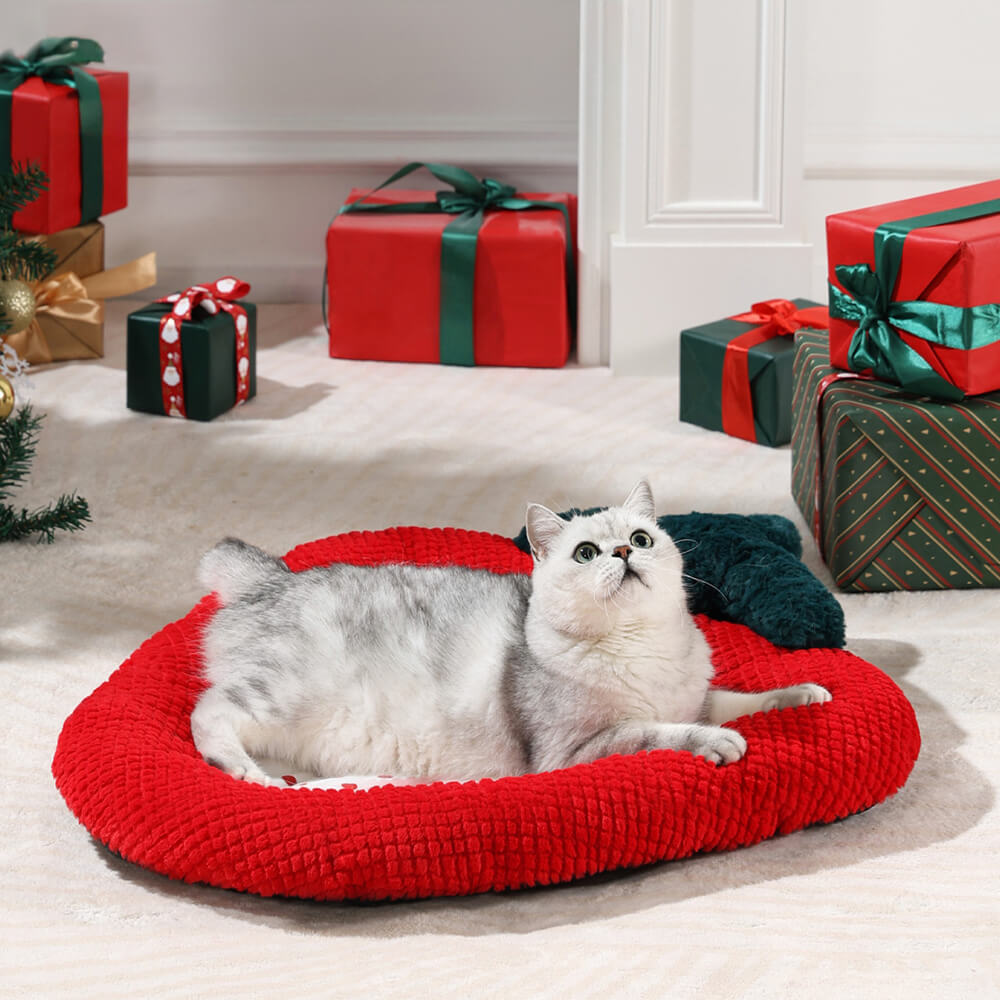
<box><xmin>578</xmin><ymin>0</ymin><xmax>812</xmax><ymax>373</ymax></box>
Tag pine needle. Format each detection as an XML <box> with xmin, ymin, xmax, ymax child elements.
<box><xmin>0</xmin><ymin>161</ymin><xmax>49</xmax><ymax>226</ymax></box>
<box><xmin>0</xmin><ymin>403</ymin><xmax>92</xmax><ymax>543</ymax></box>
<box><xmin>0</xmin><ymin>403</ymin><xmax>41</xmax><ymax>503</ymax></box>
<box><xmin>0</xmin><ymin>492</ymin><xmax>91</xmax><ymax>543</ymax></box>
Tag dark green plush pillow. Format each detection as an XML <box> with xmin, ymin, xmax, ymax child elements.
<box><xmin>512</xmin><ymin>510</ymin><xmax>844</xmax><ymax>650</ymax></box>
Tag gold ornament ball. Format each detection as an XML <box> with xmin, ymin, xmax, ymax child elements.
<box><xmin>0</xmin><ymin>279</ymin><xmax>36</xmax><ymax>335</ymax></box>
<box><xmin>0</xmin><ymin>375</ymin><xmax>14</xmax><ymax>421</ymax></box>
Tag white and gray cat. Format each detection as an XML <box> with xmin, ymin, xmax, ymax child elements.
<box><xmin>192</xmin><ymin>480</ymin><xmax>831</xmax><ymax>788</ymax></box>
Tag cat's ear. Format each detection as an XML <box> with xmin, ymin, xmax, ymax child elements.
<box><xmin>525</xmin><ymin>504</ymin><xmax>567</xmax><ymax>560</ymax></box>
<box><xmin>623</xmin><ymin>479</ymin><xmax>655</xmax><ymax>520</ymax></box>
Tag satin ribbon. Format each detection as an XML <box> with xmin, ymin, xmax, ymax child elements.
<box><xmin>0</xmin><ymin>37</ymin><xmax>106</xmax><ymax>223</ymax></box>
<box><xmin>721</xmin><ymin>299</ymin><xmax>829</xmax><ymax>442</ymax></box>
<box><xmin>829</xmin><ymin>196</ymin><xmax>1000</xmax><ymax>401</ymax></box>
<box><xmin>338</xmin><ymin>162</ymin><xmax>575</xmax><ymax>365</ymax></box>
<box><xmin>156</xmin><ymin>277</ymin><xmax>251</xmax><ymax>418</ymax></box>
<box><xmin>2</xmin><ymin>252</ymin><xmax>156</xmax><ymax>364</ymax></box>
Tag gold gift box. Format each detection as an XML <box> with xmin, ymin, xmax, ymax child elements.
<box><xmin>4</xmin><ymin>223</ymin><xmax>155</xmax><ymax>365</ymax></box>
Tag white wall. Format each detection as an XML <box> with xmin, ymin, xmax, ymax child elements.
<box><xmin>8</xmin><ymin>1</ymin><xmax>580</xmax><ymax>301</ymax></box>
<box><xmin>9</xmin><ymin>1</ymin><xmax>1000</xmax><ymax>346</ymax></box>
<box><xmin>803</xmin><ymin>0</ymin><xmax>1000</xmax><ymax>301</ymax></box>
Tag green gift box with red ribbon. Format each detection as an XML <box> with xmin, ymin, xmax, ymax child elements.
<box><xmin>679</xmin><ymin>298</ymin><xmax>829</xmax><ymax>447</ymax></box>
<box><xmin>0</xmin><ymin>37</ymin><xmax>128</xmax><ymax>234</ymax></box>
<box><xmin>127</xmin><ymin>278</ymin><xmax>256</xmax><ymax>422</ymax></box>
<box><xmin>828</xmin><ymin>178</ymin><xmax>1000</xmax><ymax>400</ymax></box>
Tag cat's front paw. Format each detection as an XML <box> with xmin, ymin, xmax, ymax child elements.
<box><xmin>762</xmin><ymin>683</ymin><xmax>832</xmax><ymax>712</ymax></box>
<box><xmin>687</xmin><ymin>725</ymin><xmax>747</xmax><ymax>766</ymax></box>
<box><xmin>225</xmin><ymin>763</ymin><xmax>286</xmax><ymax>788</ymax></box>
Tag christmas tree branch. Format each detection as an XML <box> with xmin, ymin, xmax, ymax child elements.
<box><xmin>0</xmin><ymin>404</ymin><xmax>91</xmax><ymax>542</ymax></box>
<box><xmin>3</xmin><ymin>238</ymin><xmax>56</xmax><ymax>282</ymax></box>
<box><xmin>0</xmin><ymin>403</ymin><xmax>41</xmax><ymax>503</ymax></box>
<box><xmin>0</xmin><ymin>162</ymin><xmax>49</xmax><ymax>226</ymax></box>
<box><xmin>0</xmin><ymin>492</ymin><xmax>91</xmax><ymax>543</ymax></box>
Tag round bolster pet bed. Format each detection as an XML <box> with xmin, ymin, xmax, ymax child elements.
<box><xmin>52</xmin><ymin>527</ymin><xmax>921</xmax><ymax>902</ymax></box>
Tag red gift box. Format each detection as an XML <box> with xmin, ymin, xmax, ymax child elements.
<box><xmin>326</xmin><ymin>187</ymin><xmax>576</xmax><ymax>368</ymax></box>
<box><xmin>827</xmin><ymin>178</ymin><xmax>1000</xmax><ymax>397</ymax></box>
<box><xmin>9</xmin><ymin>69</ymin><xmax>128</xmax><ymax>234</ymax></box>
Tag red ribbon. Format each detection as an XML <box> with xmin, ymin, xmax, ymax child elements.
<box><xmin>156</xmin><ymin>277</ymin><xmax>251</xmax><ymax>419</ymax></box>
<box><xmin>721</xmin><ymin>299</ymin><xmax>829</xmax><ymax>442</ymax></box>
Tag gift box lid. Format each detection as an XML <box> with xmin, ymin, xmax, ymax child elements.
<box><xmin>826</xmin><ymin>177</ymin><xmax>1000</xmax><ymax>307</ymax></box>
<box><xmin>333</xmin><ymin>188</ymin><xmax>577</xmax><ymax>244</ymax></box>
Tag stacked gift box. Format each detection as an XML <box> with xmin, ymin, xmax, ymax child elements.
<box><xmin>675</xmin><ymin>178</ymin><xmax>1000</xmax><ymax>591</ymax></box>
<box><xmin>790</xmin><ymin>179</ymin><xmax>1000</xmax><ymax>591</ymax></box>
<box><xmin>2</xmin><ymin>37</ymin><xmax>255</xmax><ymax>421</ymax></box>
<box><xmin>1</xmin><ymin>37</ymin><xmax>141</xmax><ymax>364</ymax></box>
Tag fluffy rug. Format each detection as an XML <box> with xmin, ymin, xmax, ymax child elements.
<box><xmin>3</xmin><ymin>304</ymin><xmax>996</xmax><ymax>999</ymax></box>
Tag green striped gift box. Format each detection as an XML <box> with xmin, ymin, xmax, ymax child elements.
<box><xmin>791</xmin><ymin>328</ymin><xmax>1000</xmax><ymax>591</ymax></box>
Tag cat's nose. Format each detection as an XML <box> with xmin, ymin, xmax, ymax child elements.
<box><xmin>612</xmin><ymin>545</ymin><xmax>632</xmax><ymax>561</ymax></box>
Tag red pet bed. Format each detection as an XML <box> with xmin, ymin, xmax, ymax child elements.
<box><xmin>52</xmin><ymin>527</ymin><xmax>920</xmax><ymax>902</ymax></box>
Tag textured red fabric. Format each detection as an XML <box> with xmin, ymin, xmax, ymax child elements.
<box><xmin>52</xmin><ymin>527</ymin><xmax>921</xmax><ymax>902</ymax></box>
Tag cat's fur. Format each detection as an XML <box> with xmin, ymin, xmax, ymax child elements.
<box><xmin>192</xmin><ymin>481</ymin><xmax>831</xmax><ymax>787</ymax></box>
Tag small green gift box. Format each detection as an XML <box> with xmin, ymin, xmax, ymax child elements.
<box><xmin>126</xmin><ymin>279</ymin><xmax>256</xmax><ymax>422</ymax></box>
<box><xmin>679</xmin><ymin>298</ymin><xmax>828</xmax><ymax>447</ymax></box>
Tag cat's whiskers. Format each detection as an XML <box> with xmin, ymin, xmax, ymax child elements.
<box><xmin>593</xmin><ymin>587</ymin><xmax>619</xmax><ymax>624</ymax></box>
<box><xmin>671</xmin><ymin>538</ymin><xmax>701</xmax><ymax>558</ymax></box>
<box><xmin>680</xmin><ymin>571</ymin><xmax>729</xmax><ymax>603</ymax></box>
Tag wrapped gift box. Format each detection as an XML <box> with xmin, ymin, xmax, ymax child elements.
<box><xmin>679</xmin><ymin>298</ymin><xmax>827</xmax><ymax>447</ymax></box>
<box><xmin>827</xmin><ymin>178</ymin><xmax>1000</xmax><ymax>399</ymax></box>
<box><xmin>4</xmin><ymin>60</ymin><xmax>128</xmax><ymax>233</ymax></box>
<box><xmin>326</xmin><ymin>187</ymin><xmax>576</xmax><ymax>368</ymax></box>
<box><xmin>5</xmin><ymin>222</ymin><xmax>105</xmax><ymax>363</ymax></box>
<box><xmin>2</xmin><ymin>223</ymin><xmax>155</xmax><ymax>364</ymax></box>
<box><xmin>127</xmin><ymin>293</ymin><xmax>256</xmax><ymax>422</ymax></box>
<box><xmin>791</xmin><ymin>327</ymin><xmax>1000</xmax><ymax>591</ymax></box>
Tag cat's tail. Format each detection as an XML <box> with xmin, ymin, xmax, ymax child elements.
<box><xmin>199</xmin><ymin>538</ymin><xmax>289</xmax><ymax>606</ymax></box>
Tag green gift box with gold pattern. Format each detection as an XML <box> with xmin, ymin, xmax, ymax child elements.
<box><xmin>791</xmin><ymin>328</ymin><xmax>1000</xmax><ymax>591</ymax></box>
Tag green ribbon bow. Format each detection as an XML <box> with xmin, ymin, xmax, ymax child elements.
<box><xmin>829</xmin><ymin>196</ymin><xmax>1000</xmax><ymax>401</ymax></box>
<box><xmin>0</xmin><ymin>37</ymin><xmax>105</xmax><ymax>223</ymax></box>
<box><xmin>338</xmin><ymin>161</ymin><xmax>576</xmax><ymax>365</ymax></box>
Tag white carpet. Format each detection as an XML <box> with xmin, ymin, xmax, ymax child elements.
<box><xmin>3</xmin><ymin>303</ymin><xmax>997</xmax><ymax>1000</ymax></box>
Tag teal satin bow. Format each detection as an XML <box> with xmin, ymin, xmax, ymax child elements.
<box><xmin>0</xmin><ymin>37</ymin><xmax>105</xmax><ymax>223</ymax></box>
<box><xmin>338</xmin><ymin>162</ymin><xmax>575</xmax><ymax>366</ymax></box>
<box><xmin>829</xmin><ymin>196</ymin><xmax>1000</xmax><ymax>400</ymax></box>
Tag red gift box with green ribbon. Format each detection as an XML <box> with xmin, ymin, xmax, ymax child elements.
<box><xmin>0</xmin><ymin>37</ymin><xmax>128</xmax><ymax>234</ymax></box>
<box><xmin>827</xmin><ymin>179</ymin><xmax>1000</xmax><ymax>401</ymax></box>
<box><xmin>325</xmin><ymin>162</ymin><xmax>576</xmax><ymax>367</ymax></box>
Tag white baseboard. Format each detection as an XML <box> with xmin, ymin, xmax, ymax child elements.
<box><xmin>129</xmin><ymin>120</ymin><xmax>580</xmax><ymax>172</ymax></box>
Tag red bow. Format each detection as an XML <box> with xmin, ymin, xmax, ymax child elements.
<box><xmin>156</xmin><ymin>277</ymin><xmax>252</xmax><ymax>419</ymax></box>
<box><xmin>722</xmin><ymin>299</ymin><xmax>829</xmax><ymax>443</ymax></box>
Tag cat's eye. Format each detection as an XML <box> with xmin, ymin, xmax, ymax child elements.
<box><xmin>574</xmin><ymin>542</ymin><xmax>599</xmax><ymax>564</ymax></box>
<box><xmin>630</xmin><ymin>530</ymin><xmax>653</xmax><ymax>549</ymax></box>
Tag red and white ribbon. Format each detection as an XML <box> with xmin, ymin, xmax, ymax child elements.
<box><xmin>156</xmin><ymin>276</ymin><xmax>251</xmax><ymax>418</ymax></box>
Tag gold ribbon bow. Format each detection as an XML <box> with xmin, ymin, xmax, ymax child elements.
<box><xmin>4</xmin><ymin>252</ymin><xmax>157</xmax><ymax>364</ymax></box>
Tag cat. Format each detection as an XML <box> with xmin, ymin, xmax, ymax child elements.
<box><xmin>191</xmin><ymin>480</ymin><xmax>831</xmax><ymax>788</ymax></box>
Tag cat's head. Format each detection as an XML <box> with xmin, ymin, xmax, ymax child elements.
<box><xmin>524</xmin><ymin>480</ymin><xmax>686</xmax><ymax>637</ymax></box>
